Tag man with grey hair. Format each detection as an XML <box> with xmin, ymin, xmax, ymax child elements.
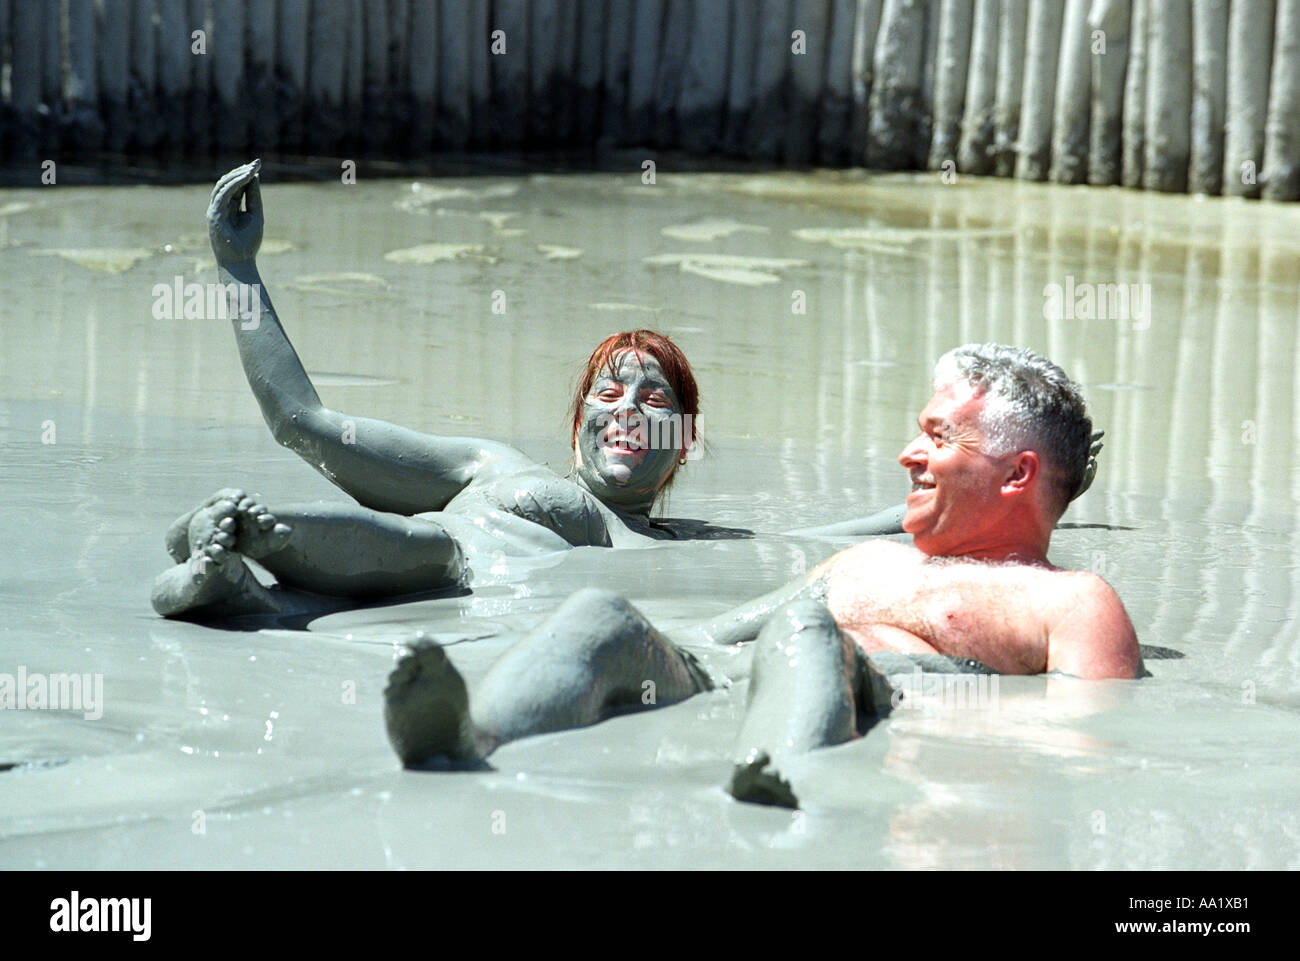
<box><xmin>384</xmin><ymin>343</ymin><xmax>1139</xmax><ymax>807</ymax></box>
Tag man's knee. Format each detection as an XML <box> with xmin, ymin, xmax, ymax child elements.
<box><xmin>556</xmin><ymin>587</ymin><xmax>639</xmax><ymax>624</ymax></box>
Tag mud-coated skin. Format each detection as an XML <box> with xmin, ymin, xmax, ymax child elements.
<box><xmin>383</xmin><ymin>588</ymin><xmax>716</xmax><ymax>767</ymax></box>
<box><xmin>151</xmin><ymin>161</ymin><xmax>924</xmax><ymax>621</ymax></box>
<box><xmin>152</xmin><ymin>163</ymin><xmax>707</xmax><ymax>620</ymax></box>
<box><xmin>380</xmin><ymin>586</ymin><xmax>989</xmax><ymax>811</ymax></box>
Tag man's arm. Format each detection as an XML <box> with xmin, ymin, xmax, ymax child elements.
<box><xmin>209</xmin><ymin>162</ymin><xmax>531</xmax><ymax>516</ymax></box>
<box><xmin>1046</xmin><ymin>575</ymin><xmax>1141</xmax><ymax>679</ymax></box>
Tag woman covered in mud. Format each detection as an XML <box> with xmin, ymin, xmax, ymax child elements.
<box><xmin>152</xmin><ymin>162</ymin><xmax>905</xmax><ymax>621</ymax></box>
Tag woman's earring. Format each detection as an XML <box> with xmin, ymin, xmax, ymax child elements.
<box><xmin>678</xmin><ymin>456</ymin><xmax>688</xmax><ymax>466</ymax></box>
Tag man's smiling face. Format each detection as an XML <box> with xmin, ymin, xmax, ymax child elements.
<box><xmin>897</xmin><ymin>380</ymin><xmax>1015</xmax><ymax>556</ymax></box>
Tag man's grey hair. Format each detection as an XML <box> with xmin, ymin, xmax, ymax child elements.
<box><xmin>932</xmin><ymin>343</ymin><xmax>1092</xmax><ymax>514</ymax></box>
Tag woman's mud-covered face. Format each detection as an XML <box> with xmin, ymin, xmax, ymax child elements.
<box><xmin>574</xmin><ymin>351</ymin><xmax>689</xmax><ymax>511</ymax></box>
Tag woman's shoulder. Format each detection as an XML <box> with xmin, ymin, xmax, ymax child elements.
<box><xmin>466</xmin><ymin>467</ymin><xmax>614</xmax><ymax>547</ymax></box>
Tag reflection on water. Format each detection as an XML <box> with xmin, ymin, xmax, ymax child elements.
<box><xmin>1</xmin><ymin>169</ymin><xmax>1297</xmax><ymax>868</ymax></box>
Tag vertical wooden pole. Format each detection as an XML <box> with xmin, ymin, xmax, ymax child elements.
<box><xmin>1223</xmin><ymin>0</ymin><xmax>1272</xmax><ymax>196</ymax></box>
<box><xmin>1121</xmin><ymin>0</ymin><xmax>1148</xmax><ymax>187</ymax></box>
<box><xmin>991</xmin><ymin>0</ymin><xmax>1026</xmax><ymax>177</ymax></box>
<box><xmin>531</xmin><ymin>0</ymin><xmax>562</xmax><ymax>144</ymax></box>
<box><xmin>928</xmin><ymin>0</ymin><xmax>973</xmax><ymax>171</ymax></box>
<box><xmin>679</xmin><ymin>0</ymin><xmax>730</xmax><ymax>154</ymax></box>
<box><xmin>958</xmin><ymin>0</ymin><xmax>999</xmax><ymax>174</ymax></box>
<box><xmin>785</xmin><ymin>0</ymin><xmax>830</xmax><ymax>164</ymax></box>
<box><xmin>1263</xmin><ymin>0</ymin><xmax>1300</xmax><ymax>199</ymax></box>
<box><xmin>848</xmin><ymin>0</ymin><xmax>883</xmax><ymax>163</ymax></box>
<box><xmin>278</xmin><ymin>0</ymin><xmax>308</xmax><ymax>152</ymax></box>
<box><xmin>602</xmin><ymin>0</ymin><xmax>633</xmax><ymax>145</ymax></box>
<box><xmin>1087</xmin><ymin>0</ymin><xmax>1128</xmax><ymax>186</ymax></box>
<box><xmin>409</xmin><ymin>0</ymin><xmax>438</xmax><ymax>151</ymax></box>
<box><xmin>817</xmin><ymin>0</ymin><xmax>857</xmax><ymax>165</ymax></box>
<box><xmin>492</xmin><ymin>0</ymin><xmax>530</xmax><ymax>147</ymax></box>
<box><xmin>1188</xmin><ymin>0</ymin><xmax>1227</xmax><ymax>195</ymax></box>
<box><xmin>1143</xmin><ymin>0</ymin><xmax>1192</xmax><ymax>192</ymax></box>
<box><xmin>101</xmin><ymin>0</ymin><xmax>132</xmax><ymax>153</ymax></box>
<box><xmin>1049</xmin><ymin>0</ymin><xmax>1090</xmax><ymax>183</ymax></box>
<box><xmin>575</xmin><ymin>0</ymin><xmax>606</xmax><ymax>142</ymax></box>
<box><xmin>67</xmin><ymin>0</ymin><xmax>105</xmax><ymax>153</ymax></box>
<box><xmin>438</xmin><ymin>0</ymin><xmax>471</xmax><ymax>147</ymax></box>
<box><xmin>653</xmin><ymin>0</ymin><xmax>693</xmax><ymax>147</ymax></box>
<box><xmin>247</xmin><ymin>0</ymin><xmax>277</xmax><ymax>152</ymax></box>
<box><xmin>1013</xmin><ymin>0</ymin><xmax>1063</xmax><ymax>181</ymax></box>
<box><xmin>867</xmin><ymin>0</ymin><xmax>925</xmax><ymax>169</ymax></box>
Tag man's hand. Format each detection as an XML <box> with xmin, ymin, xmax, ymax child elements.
<box><xmin>207</xmin><ymin>160</ymin><xmax>264</xmax><ymax>267</ymax></box>
<box><xmin>1071</xmin><ymin>430</ymin><xmax>1104</xmax><ymax>501</ymax></box>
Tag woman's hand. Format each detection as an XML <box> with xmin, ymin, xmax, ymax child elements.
<box><xmin>1072</xmin><ymin>430</ymin><xmax>1105</xmax><ymax>501</ymax></box>
<box><xmin>207</xmin><ymin>160</ymin><xmax>264</xmax><ymax>267</ymax></box>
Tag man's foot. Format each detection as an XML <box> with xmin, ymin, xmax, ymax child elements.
<box><xmin>726</xmin><ymin>751</ymin><xmax>800</xmax><ymax>809</ymax></box>
<box><xmin>384</xmin><ymin>642</ymin><xmax>490</xmax><ymax>768</ymax></box>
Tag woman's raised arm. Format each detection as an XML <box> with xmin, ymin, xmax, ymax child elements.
<box><xmin>208</xmin><ymin>162</ymin><xmax>530</xmax><ymax>515</ymax></box>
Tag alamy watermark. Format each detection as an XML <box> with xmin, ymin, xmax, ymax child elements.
<box><xmin>596</xmin><ymin>410</ymin><xmax>701</xmax><ymax>461</ymax></box>
<box><xmin>151</xmin><ymin>276</ymin><xmax>261</xmax><ymax>329</ymax></box>
<box><xmin>50</xmin><ymin>891</ymin><xmax>150</xmax><ymax>941</ymax></box>
<box><xmin>889</xmin><ymin>668</ymin><xmax>1000</xmax><ymax>712</ymax></box>
<box><xmin>0</xmin><ymin>667</ymin><xmax>104</xmax><ymax>720</ymax></box>
<box><xmin>1043</xmin><ymin>275</ymin><xmax>1150</xmax><ymax>330</ymax></box>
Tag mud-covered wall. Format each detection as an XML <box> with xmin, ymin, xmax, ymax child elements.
<box><xmin>1</xmin><ymin>0</ymin><xmax>1297</xmax><ymax>199</ymax></box>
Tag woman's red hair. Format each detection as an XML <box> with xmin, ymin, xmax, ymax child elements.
<box><xmin>570</xmin><ymin>330</ymin><xmax>700</xmax><ymax>461</ymax></box>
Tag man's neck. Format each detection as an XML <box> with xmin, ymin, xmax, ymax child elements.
<box><xmin>939</xmin><ymin>526</ymin><xmax>1054</xmax><ymax>566</ymax></box>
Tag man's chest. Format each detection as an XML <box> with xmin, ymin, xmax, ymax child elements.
<box><xmin>825</xmin><ymin>554</ymin><xmax>1054</xmax><ymax>672</ymax></box>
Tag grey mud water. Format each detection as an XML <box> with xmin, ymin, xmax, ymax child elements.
<box><xmin>3</xmin><ymin>167</ymin><xmax>1298</xmax><ymax>868</ymax></box>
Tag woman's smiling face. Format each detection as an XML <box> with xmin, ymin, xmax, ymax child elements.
<box><xmin>573</xmin><ymin>351</ymin><xmax>687</xmax><ymax>510</ymax></box>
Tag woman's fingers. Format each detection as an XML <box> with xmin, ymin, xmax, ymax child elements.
<box><xmin>243</xmin><ymin>168</ymin><xmax>263</xmax><ymax>218</ymax></box>
<box><xmin>208</xmin><ymin>162</ymin><xmax>258</xmax><ymax>223</ymax></box>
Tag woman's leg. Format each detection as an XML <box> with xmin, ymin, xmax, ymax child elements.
<box><xmin>243</xmin><ymin>502</ymin><xmax>463</xmax><ymax>596</ymax></box>
<box><xmin>384</xmin><ymin>588</ymin><xmax>715</xmax><ymax>767</ymax></box>
<box><xmin>152</xmin><ymin>496</ymin><xmax>463</xmax><ymax>620</ymax></box>
<box><xmin>152</xmin><ymin>499</ymin><xmax>342</xmax><ymax>620</ymax></box>
<box><xmin>166</xmin><ymin>491</ymin><xmax>462</xmax><ymax>595</ymax></box>
<box><xmin>726</xmin><ymin>600</ymin><xmax>895</xmax><ymax>808</ymax></box>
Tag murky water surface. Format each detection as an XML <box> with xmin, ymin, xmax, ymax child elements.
<box><xmin>1</xmin><ymin>168</ymin><xmax>1297</xmax><ymax>868</ymax></box>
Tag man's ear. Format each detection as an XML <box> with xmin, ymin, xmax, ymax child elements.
<box><xmin>1001</xmin><ymin>450</ymin><xmax>1039</xmax><ymax>495</ymax></box>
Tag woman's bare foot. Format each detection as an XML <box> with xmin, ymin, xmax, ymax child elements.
<box><xmin>151</xmin><ymin>502</ymin><xmax>286</xmax><ymax>619</ymax></box>
<box><xmin>164</xmin><ymin>488</ymin><xmax>247</xmax><ymax>562</ymax></box>
<box><xmin>165</xmin><ymin>490</ymin><xmax>292</xmax><ymax>564</ymax></box>
<box><xmin>230</xmin><ymin>495</ymin><xmax>293</xmax><ymax>559</ymax></box>
<box><xmin>384</xmin><ymin>642</ymin><xmax>493</xmax><ymax>768</ymax></box>
<box><xmin>150</xmin><ymin>552</ymin><xmax>281</xmax><ymax>619</ymax></box>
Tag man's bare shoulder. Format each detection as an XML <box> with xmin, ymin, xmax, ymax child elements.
<box><xmin>1045</xmin><ymin>569</ymin><xmax>1141</xmax><ymax>678</ymax></box>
